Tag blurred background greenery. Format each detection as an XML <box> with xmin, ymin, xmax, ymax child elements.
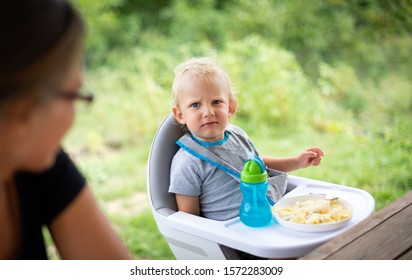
<box><xmin>57</xmin><ymin>0</ymin><xmax>412</xmax><ymax>259</ymax></box>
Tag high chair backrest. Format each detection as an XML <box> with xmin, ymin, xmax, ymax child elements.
<box><xmin>147</xmin><ymin>113</ymin><xmax>184</xmax><ymax>216</ymax></box>
<box><xmin>148</xmin><ymin>114</ymin><xmax>244</xmax><ymax>259</ymax></box>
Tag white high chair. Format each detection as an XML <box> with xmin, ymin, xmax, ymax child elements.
<box><xmin>147</xmin><ymin>114</ymin><xmax>375</xmax><ymax>259</ymax></box>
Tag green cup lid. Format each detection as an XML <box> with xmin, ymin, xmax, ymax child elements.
<box><xmin>241</xmin><ymin>158</ymin><xmax>267</xmax><ymax>183</ymax></box>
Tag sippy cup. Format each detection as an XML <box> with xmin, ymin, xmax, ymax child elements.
<box><xmin>239</xmin><ymin>155</ymin><xmax>272</xmax><ymax>227</ymax></box>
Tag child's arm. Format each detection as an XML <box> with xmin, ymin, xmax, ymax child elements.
<box><xmin>175</xmin><ymin>194</ymin><xmax>200</xmax><ymax>216</ymax></box>
<box><xmin>262</xmin><ymin>147</ymin><xmax>324</xmax><ymax>172</ymax></box>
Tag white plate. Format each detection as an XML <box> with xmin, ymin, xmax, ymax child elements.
<box><xmin>272</xmin><ymin>194</ymin><xmax>353</xmax><ymax>232</ymax></box>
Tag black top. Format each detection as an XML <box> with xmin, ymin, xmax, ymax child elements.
<box><xmin>13</xmin><ymin>149</ymin><xmax>86</xmax><ymax>259</ymax></box>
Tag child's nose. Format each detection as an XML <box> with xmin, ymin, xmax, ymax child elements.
<box><xmin>203</xmin><ymin>105</ymin><xmax>215</xmax><ymax>117</ymax></box>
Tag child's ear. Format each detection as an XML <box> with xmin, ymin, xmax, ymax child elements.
<box><xmin>228</xmin><ymin>100</ymin><xmax>237</xmax><ymax>118</ymax></box>
<box><xmin>172</xmin><ymin>106</ymin><xmax>186</xmax><ymax>125</ymax></box>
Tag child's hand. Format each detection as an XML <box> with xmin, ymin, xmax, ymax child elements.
<box><xmin>297</xmin><ymin>147</ymin><xmax>325</xmax><ymax>169</ymax></box>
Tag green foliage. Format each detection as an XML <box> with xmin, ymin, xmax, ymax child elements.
<box><xmin>222</xmin><ymin>36</ymin><xmax>319</xmax><ymax>132</ymax></box>
<box><xmin>72</xmin><ymin>0</ymin><xmax>141</xmax><ymax>65</ymax></box>
<box><xmin>116</xmin><ymin>0</ymin><xmax>173</xmax><ymax>30</ymax></box>
<box><xmin>318</xmin><ymin>63</ymin><xmax>366</xmax><ymax>116</ymax></box>
<box><xmin>345</xmin><ymin>0</ymin><xmax>412</xmax><ymax>38</ymax></box>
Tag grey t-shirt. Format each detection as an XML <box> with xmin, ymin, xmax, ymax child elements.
<box><xmin>169</xmin><ymin>125</ymin><xmax>256</xmax><ymax>221</ymax></box>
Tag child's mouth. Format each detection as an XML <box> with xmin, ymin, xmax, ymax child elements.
<box><xmin>201</xmin><ymin>121</ymin><xmax>218</xmax><ymax>127</ymax></box>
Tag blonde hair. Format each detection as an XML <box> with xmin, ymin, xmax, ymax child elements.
<box><xmin>172</xmin><ymin>55</ymin><xmax>237</xmax><ymax>107</ymax></box>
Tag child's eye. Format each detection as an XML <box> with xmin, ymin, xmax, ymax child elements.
<box><xmin>190</xmin><ymin>103</ymin><xmax>200</xmax><ymax>108</ymax></box>
<box><xmin>212</xmin><ymin>100</ymin><xmax>222</xmax><ymax>105</ymax></box>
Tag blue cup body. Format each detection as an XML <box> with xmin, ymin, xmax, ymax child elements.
<box><xmin>239</xmin><ymin>180</ymin><xmax>272</xmax><ymax>227</ymax></box>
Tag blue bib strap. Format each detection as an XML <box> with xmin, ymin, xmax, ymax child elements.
<box><xmin>176</xmin><ymin>140</ymin><xmax>241</xmax><ymax>180</ymax></box>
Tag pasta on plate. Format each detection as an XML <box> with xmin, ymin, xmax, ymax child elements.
<box><xmin>273</xmin><ymin>198</ymin><xmax>352</xmax><ymax>224</ymax></box>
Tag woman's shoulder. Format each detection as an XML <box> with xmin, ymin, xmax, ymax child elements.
<box><xmin>15</xmin><ymin>149</ymin><xmax>86</xmax><ymax>224</ymax></box>
<box><xmin>15</xmin><ymin>149</ymin><xmax>84</xmax><ymax>184</ymax></box>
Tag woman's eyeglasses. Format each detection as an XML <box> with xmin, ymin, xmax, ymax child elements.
<box><xmin>57</xmin><ymin>91</ymin><xmax>94</xmax><ymax>105</ymax></box>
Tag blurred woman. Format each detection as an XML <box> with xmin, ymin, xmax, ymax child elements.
<box><xmin>0</xmin><ymin>0</ymin><xmax>131</xmax><ymax>259</ymax></box>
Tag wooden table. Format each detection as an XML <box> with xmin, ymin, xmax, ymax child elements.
<box><xmin>301</xmin><ymin>191</ymin><xmax>412</xmax><ymax>260</ymax></box>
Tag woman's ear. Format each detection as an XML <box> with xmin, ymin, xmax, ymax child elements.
<box><xmin>172</xmin><ymin>106</ymin><xmax>186</xmax><ymax>125</ymax></box>
<box><xmin>8</xmin><ymin>98</ymin><xmax>36</xmax><ymax>123</ymax></box>
<box><xmin>2</xmin><ymin>98</ymin><xmax>36</xmax><ymax>144</ymax></box>
<box><xmin>228</xmin><ymin>100</ymin><xmax>237</xmax><ymax>118</ymax></box>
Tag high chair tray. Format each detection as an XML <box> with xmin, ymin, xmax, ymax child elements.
<box><xmin>167</xmin><ymin>175</ymin><xmax>375</xmax><ymax>258</ymax></box>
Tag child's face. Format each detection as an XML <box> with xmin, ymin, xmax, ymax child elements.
<box><xmin>173</xmin><ymin>74</ymin><xmax>236</xmax><ymax>142</ymax></box>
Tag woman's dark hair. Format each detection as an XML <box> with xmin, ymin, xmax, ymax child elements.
<box><xmin>0</xmin><ymin>0</ymin><xmax>84</xmax><ymax>113</ymax></box>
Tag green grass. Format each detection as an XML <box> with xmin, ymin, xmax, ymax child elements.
<box><xmin>68</xmin><ymin>144</ymin><xmax>150</xmax><ymax>199</ymax></box>
<box><xmin>111</xmin><ymin>210</ymin><xmax>174</xmax><ymax>260</ymax></box>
